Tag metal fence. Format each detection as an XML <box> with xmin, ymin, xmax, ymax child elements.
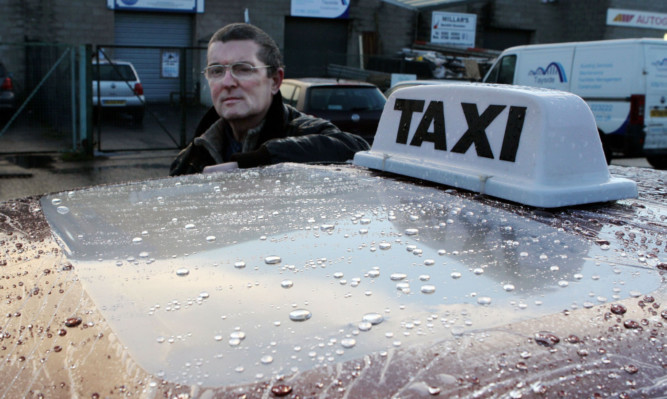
<box><xmin>0</xmin><ymin>42</ymin><xmax>210</xmax><ymax>155</ymax></box>
<box><xmin>0</xmin><ymin>43</ymin><xmax>89</xmax><ymax>155</ymax></box>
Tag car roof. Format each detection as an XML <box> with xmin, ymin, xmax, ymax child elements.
<box><xmin>283</xmin><ymin>77</ymin><xmax>380</xmax><ymax>88</ymax></box>
<box><xmin>1</xmin><ymin>161</ymin><xmax>664</xmax><ymax>397</ymax></box>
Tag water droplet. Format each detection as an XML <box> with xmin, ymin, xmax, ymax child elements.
<box><xmin>156</xmin><ymin>336</ymin><xmax>165</xmax><ymax>343</ymax></box>
<box><xmin>405</xmin><ymin>228</ymin><xmax>419</xmax><ymax>236</ymax></box>
<box><xmin>390</xmin><ymin>273</ymin><xmax>407</xmax><ymax>281</ymax></box>
<box><xmin>534</xmin><ymin>331</ymin><xmax>560</xmax><ymax>347</ymax></box>
<box><xmin>503</xmin><ymin>284</ymin><xmax>515</xmax><ymax>292</ymax></box>
<box><xmin>51</xmin><ymin>198</ymin><xmax>62</xmax><ymax>206</ymax></box>
<box><xmin>234</xmin><ymin>261</ymin><xmax>246</xmax><ymax>269</ymax></box>
<box><xmin>477</xmin><ymin>296</ymin><xmax>492</xmax><ymax>305</ymax></box>
<box><xmin>65</xmin><ymin>317</ymin><xmax>82</xmax><ymax>328</ymax></box>
<box><xmin>260</xmin><ymin>355</ymin><xmax>274</xmax><ymax>364</ymax></box>
<box><xmin>289</xmin><ymin>309</ymin><xmax>312</xmax><ymax>322</ymax></box>
<box><xmin>132</xmin><ymin>237</ymin><xmax>143</xmax><ymax>244</ymax></box>
<box><xmin>451</xmin><ymin>271</ymin><xmax>462</xmax><ymax>279</ymax></box>
<box><xmin>229</xmin><ymin>338</ymin><xmax>241</xmax><ymax>346</ymax></box>
<box><xmin>623</xmin><ymin>319</ymin><xmax>640</xmax><ymax>329</ymax></box>
<box><xmin>271</xmin><ymin>385</ymin><xmax>292</xmax><ymax>397</ymax></box>
<box><xmin>206</xmin><ymin>236</ymin><xmax>216</xmax><ymax>242</ymax></box>
<box><xmin>184</xmin><ymin>223</ymin><xmax>196</xmax><ymax>230</ymax></box>
<box><xmin>176</xmin><ymin>268</ymin><xmax>190</xmax><ymax>276</ymax></box>
<box><xmin>473</xmin><ymin>268</ymin><xmax>484</xmax><ymax>275</ymax></box>
<box><xmin>367</xmin><ymin>269</ymin><xmax>380</xmax><ymax>278</ymax></box>
<box><xmin>360</xmin><ymin>218</ymin><xmax>371</xmax><ymax>225</ymax></box>
<box><xmin>362</xmin><ymin>313</ymin><xmax>384</xmax><ymax>325</ymax></box>
<box><xmin>379</xmin><ymin>242</ymin><xmax>392</xmax><ymax>250</ymax></box>
<box><xmin>421</xmin><ymin>285</ymin><xmax>436</xmax><ymax>294</ymax></box>
<box><xmin>281</xmin><ymin>280</ymin><xmax>294</xmax><ymax>289</ymax></box>
<box><xmin>341</xmin><ymin>338</ymin><xmax>356</xmax><ymax>348</ymax></box>
<box><xmin>558</xmin><ymin>280</ymin><xmax>569</xmax><ymax>288</ymax></box>
<box><xmin>265</xmin><ymin>256</ymin><xmax>282</xmax><ymax>265</ymax></box>
<box><xmin>320</xmin><ymin>224</ymin><xmax>335</xmax><ymax>231</ymax></box>
<box><xmin>358</xmin><ymin>321</ymin><xmax>373</xmax><ymax>331</ymax></box>
<box><xmin>428</xmin><ymin>386</ymin><xmax>441</xmax><ymax>395</ymax></box>
<box><xmin>333</xmin><ymin>272</ymin><xmax>344</xmax><ymax>279</ymax></box>
<box><xmin>213</xmin><ymin>335</ymin><xmax>223</xmax><ymax>341</ymax></box>
<box><xmin>423</xmin><ymin>259</ymin><xmax>435</xmax><ymax>266</ymax></box>
<box><xmin>623</xmin><ymin>364</ymin><xmax>639</xmax><ymax>374</ymax></box>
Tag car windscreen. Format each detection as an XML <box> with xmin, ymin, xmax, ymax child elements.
<box><xmin>92</xmin><ymin>64</ymin><xmax>137</xmax><ymax>81</ymax></box>
<box><xmin>307</xmin><ymin>86</ymin><xmax>386</xmax><ymax>112</ymax></box>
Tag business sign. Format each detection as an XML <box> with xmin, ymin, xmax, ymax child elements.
<box><xmin>606</xmin><ymin>8</ymin><xmax>667</xmax><ymax>30</ymax></box>
<box><xmin>291</xmin><ymin>0</ymin><xmax>350</xmax><ymax>19</ymax></box>
<box><xmin>107</xmin><ymin>0</ymin><xmax>204</xmax><ymax>13</ymax></box>
<box><xmin>431</xmin><ymin>11</ymin><xmax>476</xmax><ymax>48</ymax></box>
<box><xmin>161</xmin><ymin>50</ymin><xmax>180</xmax><ymax>79</ymax></box>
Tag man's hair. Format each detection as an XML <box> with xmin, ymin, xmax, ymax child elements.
<box><xmin>209</xmin><ymin>23</ymin><xmax>283</xmax><ymax>75</ymax></box>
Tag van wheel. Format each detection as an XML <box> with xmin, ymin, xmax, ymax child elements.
<box><xmin>646</xmin><ymin>155</ymin><xmax>667</xmax><ymax>170</ymax></box>
<box><xmin>599</xmin><ymin>130</ymin><xmax>612</xmax><ymax>165</ymax></box>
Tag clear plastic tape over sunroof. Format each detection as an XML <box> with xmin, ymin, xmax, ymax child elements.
<box><xmin>40</xmin><ymin>163</ymin><xmax>661</xmax><ymax>387</ymax></box>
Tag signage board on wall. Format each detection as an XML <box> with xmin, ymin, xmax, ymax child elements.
<box><xmin>107</xmin><ymin>0</ymin><xmax>204</xmax><ymax>13</ymax></box>
<box><xmin>431</xmin><ymin>11</ymin><xmax>476</xmax><ymax>48</ymax></box>
<box><xmin>161</xmin><ymin>50</ymin><xmax>180</xmax><ymax>78</ymax></box>
<box><xmin>606</xmin><ymin>8</ymin><xmax>667</xmax><ymax>30</ymax></box>
<box><xmin>291</xmin><ymin>0</ymin><xmax>350</xmax><ymax>19</ymax></box>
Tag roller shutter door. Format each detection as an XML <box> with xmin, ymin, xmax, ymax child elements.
<box><xmin>113</xmin><ymin>13</ymin><xmax>193</xmax><ymax>102</ymax></box>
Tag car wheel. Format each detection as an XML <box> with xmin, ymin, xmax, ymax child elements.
<box><xmin>646</xmin><ymin>155</ymin><xmax>667</xmax><ymax>170</ymax></box>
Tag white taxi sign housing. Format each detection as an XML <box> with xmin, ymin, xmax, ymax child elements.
<box><xmin>353</xmin><ymin>83</ymin><xmax>637</xmax><ymax>208</ymax></box>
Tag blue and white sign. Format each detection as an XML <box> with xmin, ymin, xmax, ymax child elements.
<box><xmin>107</xmin><ymin>0</ymin><xmax>204</xmax><ymax>13</ymax></box>
<box><xmin>291</xmin><ymin>0</ymin><xmax>350</xmax><ymax>19</ymax></box>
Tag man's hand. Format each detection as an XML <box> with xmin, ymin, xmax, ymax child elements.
<box><xmin>203</xmin><ymin>162</ymin><xmax>239</xmax><ymax>174</ymax></box>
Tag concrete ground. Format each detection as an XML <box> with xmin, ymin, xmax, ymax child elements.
<box><xmin>0</xmin><ymin>150</ymin><xmax>178</xmax><ymax>202</ymax></box>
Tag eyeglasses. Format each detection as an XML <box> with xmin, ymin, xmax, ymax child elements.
<box><xmin>202</xmin><ymin>63</ymin><xmax>273</xmax><ymax>80</ymax></box>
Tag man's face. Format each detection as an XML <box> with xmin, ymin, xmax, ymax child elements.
<box><xmin>206</xmin><ymin>40</ymin><xmax>283</xmax><ymax>127</ymax></box>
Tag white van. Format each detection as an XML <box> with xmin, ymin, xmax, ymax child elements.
<box><xmin>483</xmin><ymin>38</ymin><xmax>667</xmax><ymax>169</ymax></box>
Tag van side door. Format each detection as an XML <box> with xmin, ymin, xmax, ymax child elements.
<box><xmin>513</xmin><ymin>47</ymin><xmax>573</xmax><ymax>91</ymax></box>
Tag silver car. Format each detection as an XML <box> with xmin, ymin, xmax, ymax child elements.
<box><xmin>92</xmin><ymin>59</ymin><xmax>145</xmax><ymax>123</ymax></box>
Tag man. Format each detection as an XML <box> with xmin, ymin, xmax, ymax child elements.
<box><xmin>170</xmin><ymin>23</ymin><xmax>370</xmax><ymax>176</ymax></box>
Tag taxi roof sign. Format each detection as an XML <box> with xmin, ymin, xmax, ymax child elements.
<box><xmin>353</xmin><ymin>83</ymin><xmax>638</xmax><ymax>208</ymax></box>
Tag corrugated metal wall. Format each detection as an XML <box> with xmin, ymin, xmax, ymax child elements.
<box><xmin>113</xmin><ymin>12</ymin><xmax>193</xmax><ymax>102</ymax></box>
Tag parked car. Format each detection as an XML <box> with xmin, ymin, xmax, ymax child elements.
<box><xmin>280</xmin><ymin>78</ymin><xmax>386</xmax><ymax>144</ymax></box>
<box><xmin>0</xmin><ymin>60</ymin><xmax>17</xmax><ymax>120</ymax></box>
<box><xmin>92</xmin><ymin>59</ymin><xmax>145</xmax><ymax>123</ymax></box>
<box><xmin>0</xmin><ymin>84</ymin><xmax>664</xmax><ymax>398</ymax></box>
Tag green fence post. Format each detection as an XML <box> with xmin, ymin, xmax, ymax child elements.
<box><xmin>79</xmin><ymin>44</ymin><xmax>93</xmax><ymax>156</ymax></box>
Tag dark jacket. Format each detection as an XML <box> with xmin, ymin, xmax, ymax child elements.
<box><xmin>169</xmin><ymin>92</ymin><xmax>370</xmax><ymax>176</ymax></box>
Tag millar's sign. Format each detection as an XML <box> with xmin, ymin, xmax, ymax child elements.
<box><xmin>353</xmin><ymin>83</ymin><xmax>637</xmax><ymax>208</ymax></box>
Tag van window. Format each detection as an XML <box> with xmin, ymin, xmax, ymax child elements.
<box><xmin>486</xmin><ymin>55</ymin><xmax>517</xmax><ymax>84</ymax></box>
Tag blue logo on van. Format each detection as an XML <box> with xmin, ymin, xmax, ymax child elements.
<box><xmin>653</xmin><ymin>58</ymin><xmax>667</xmax><ymax>71</ymax></box>
<box><xmin>529</xmin><ymin>62</ymin><xmax>567</xmax><ymax>84</ymax></box>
